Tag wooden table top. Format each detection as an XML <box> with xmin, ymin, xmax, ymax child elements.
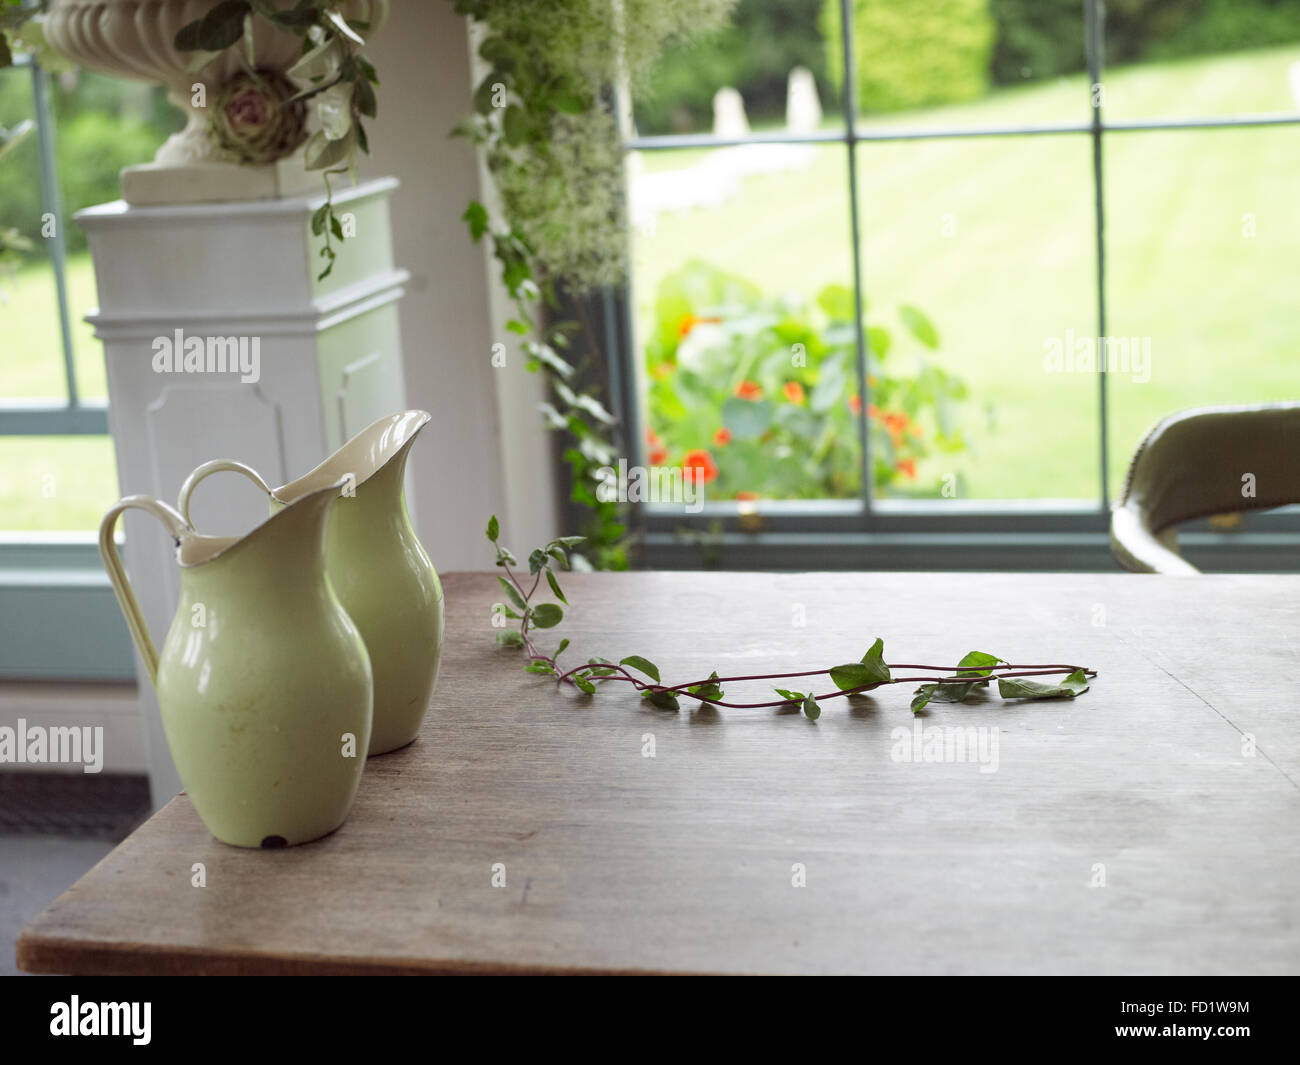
<box><xmin>17</xmin><ymin>571</ymin><xmax>1300</xmax><ymax>975</ymax></box>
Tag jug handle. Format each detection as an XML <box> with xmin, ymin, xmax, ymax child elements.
<box><xmin>177</xmin><ymin>460</ymin><xmax>273</xmax><ymax>527</ymax></box>
<box><xmin>98</xmin><ymin>496</ymin><xmax>191</xmax><ymax>686</ymax></box>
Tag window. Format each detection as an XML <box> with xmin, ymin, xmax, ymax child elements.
<box><xmin>612</xmin><ymin>0</ymin><xmax>1300</xmax><ymax>569</ymax></box>
<box><xmin>1</xmin><ymin>56</ymin><xmax>177</xmax><ymax>676</ymax></box>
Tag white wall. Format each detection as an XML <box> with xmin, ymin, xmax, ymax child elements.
<box><xmin>361</xmin><ymin>2</ymin><xmax>560</xmax><ymax>569</ymax></box>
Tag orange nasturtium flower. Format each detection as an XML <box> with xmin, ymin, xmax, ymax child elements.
<box><xmin>782</xmin><ymin>381</ymin><xmax>805</xmax><ymax>405</ymax></box>
<box><xmin>677</xmin><ymin>313</ymin><xmax>722</xmax><ymax>339</ymax></box>
<box><xmin>649</xmin><ymin>447</ymin><xmax>668</xmax><ymax>466</ymax></box>
<box><xmin>713</xmin><ymin>426</ymin><xmax>732</xmax><ymax>446</ymax></box>
<box><xmin>866</xmin><ymin>403</ymin><xmax>880</xmax><ymax>420</ymax></box>
<box><xmin>682</xmin><ymin>448</ymin><xmax>719</xmax><ymax>485</ymax></box>
<box><xmin>735</xmin><ymin>380</ymin><xmax>763</xmax><ymax>401</ymax></box>
<box><xmin>884</xmin><ymin>411</ymin><xmax>909</xmax><ymax>442</ymax></box>
<box><xmin>896</xmin><ymin>458</ymin><xmax>917</xmax><ymax>479</ymax></box>
<box><xmin>645</xmin><ymin>427</ymin><xmax>661</xmax><ymax>447</ymax></box>
<box><xmin>735</xmin><ymin>491</ymin><xmax>760</xmax><ymax>501</ymax></box>
<box><xmin>848</xmin><ymin>394</ymin><xmax>862</xmax><ymax>415</ymax></box>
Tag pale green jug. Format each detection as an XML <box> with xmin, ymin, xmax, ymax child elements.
<box><xmin>99</xmin><ymin>481</ymin><xmax>372</xmax><ymax>848</ymax></box>
<box><xmin>178</xmin><ymin>410</ymin><xmax>444</xmax><ymax>756</ymax></box>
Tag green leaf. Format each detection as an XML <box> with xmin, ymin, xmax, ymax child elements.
<box><xmin>999</xmin><ymin>670</ymin><xmax>1090</xmax><ymax>700</ymax></box>
<box><xmin>354</xmin><ymin>75</ymin><xmax>377</xmax><ymax>119</ymax></box>
<box><xmin>829</xmin><ymin>638</ymin><xmax>890</xmax><ymax>691</ymax></box>
<box><xmin>463</xmin><ymin>200</ymin><xmax>489</xmax><ymax>243</ymax></box>
<box><xmin>495</xmin><ymin>546</ymin><xmax>517</xmax><ymax>567</ymax></box>
<box><xmin>620</xmin><ymin>655</ymin><xmax>660</xmax><ymax>683</ymax></box>
<box><xmin>524</xmin><ymin>661</ymin><xmax>556</xmax><ymax>675</ymax></box>
<box><xmin>802</xmin><ymin>694</ymin><xmax>821</xmax><ymax>720</ymax></box>
<box><xmin>956</xmin><ymin>651</ymin><xmax>1004</xmax><ymax>677</ymax></box>
<box><xmin>546</xmin><ymin>568</ymin><xmax>567</xmax><ymax>604</ymax></box>
<box><xmin>554</xmin><ymin>638</ymin><xmax>569</xmax><ymax>661</ymax></box>
<box><xmin>502</xmin><ymin>104</ymin><xmax>528</xmax><ymax>146</ymax></box>
<box><xmin>174</xmin><ymin>1</ymin><xmax>249</xmax><ymax>52</ymax></box>
<box><xmin>910</xmin><ymin>680</ymin><xmax>981</xmax><ymax>714</ymax></box>
<box><xmin>310</xmin><ymin>203</ymin><xmax>330</xmax><ymax>236</ymax></box>
<box><xmin>531</xmin><ymin>603</ymin><xmax>563</xmax><ymax>629</ymax></box>
<box><xmin>774</xmin><ymin>688</ymin><xmax>805</xmax><ymax>702</ymax></box>
<box><xmin>549</xmin><ymin>536</ymin><xmax>586</xmax><ymax>548</ymax></box>
<box><xmin>816</xmin><ymin>283</ymin><xmax>856</xmax><ymax>322</ymax></box>
<box><xmin>722</xmin><ymin>396</ymin><xmax>773</xmax><ymax>439</ymax></box>
<box><xmin>496</xmin><ymin>629</ymin><xmax>524</xmax><ymax>648</ymax></box>
<box><xmin>641</xmin><ymin>690</ymin><xmax>680</xmax><ymax>711</ymax></box>
<box><xmin>506</xmin><ymin>318</ymin><xmax>530</xmax><ymax>335</ymax></box>
<box><xmin>585</xmin><ymin>657</ymin><xmax>618</xmax><ymax>677</ymax></box>
<box><xmin>496</xmin><ymin>576</ymin><xmax>527</xmax><ymax>612</ymax></box>
<box><xmin>528</xmin><ymin>548</ymin><xmax>548</xmax><ymax>575</ymax></box>
<box><xmin>866</xmin><ymin>326</ymin><xmax>891</xmax><ymax>360</ymax></box>
<box><xmin>573</xmin><ymin>675</ymin><xmax>596</xmax><ymax>695</ymax></box>
<box><xmin>687</xmin><ymin>671</ymin><xmax>724</xmax><ymax>702</ymax></box>
<box><xmin>899</xmin><ymin>305</ymin><xmax>940</xmax><ymax>349</ymax></box>
<box><xmin>486</xmin><ymin>514</ymin><xmax>499</xmax><ymax>541</ymax></box>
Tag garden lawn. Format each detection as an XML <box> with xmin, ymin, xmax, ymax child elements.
<box><xmin>632</xmin><ymin>43</ymin><xmax>1300</xmax><ymax>500</ymax></box>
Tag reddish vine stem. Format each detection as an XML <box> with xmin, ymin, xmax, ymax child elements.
<box><xmin>503</xmin><ymin>558</ymin><xmax>1096</xmax><ymax>711</ymax></box>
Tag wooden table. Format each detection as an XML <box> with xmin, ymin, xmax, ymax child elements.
<box><xmin>17</xmin><ymin>572</ymin><xmax>1300</xmax><ymax>975</ymax></box>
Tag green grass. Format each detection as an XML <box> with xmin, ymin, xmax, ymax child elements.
<box><xmin>1</xmin><ymin>251</ymin><xmax>119</xmax><ymax>530</ymax></box>
<box><xmin>4</xmin><ymin>45</ymin><xmax>1300</xmax><ymax>526</ymax></box>
<box><xmin>632</xmin><ymin>43</ymin><xmax>1300</xmax><ymax>499</ymax></box>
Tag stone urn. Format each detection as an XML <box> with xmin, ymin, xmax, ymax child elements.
<box><xmin>43</xmin><ymin>0</ymin><xmax>387</xmax><ymax>204</ymax></box>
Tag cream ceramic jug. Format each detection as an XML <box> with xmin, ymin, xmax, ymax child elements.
<box><xmin>99</xmin><ymin>481</ymin><xmax>372</xmax><ymax>848</ymax></box>
<box><xmin>178</xmin><ymin>410</ymin><xmax>444</xmax><ymax>755</ymax></box>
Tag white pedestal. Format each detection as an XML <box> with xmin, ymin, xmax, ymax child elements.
<box><xmin>78</xmin><ymin>177</ymin><xmax>411</xmax><ymax>807</ymax></box>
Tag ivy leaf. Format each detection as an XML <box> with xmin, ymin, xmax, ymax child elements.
<box><xmin>899</xmin><ymin>305</ymin><xmax>940</xmax><ymax>349</ymax></box>
<box><xmin>802</xmin><ymin>694</ymin><xmax>821</xmax><ymax>721</ymax></box>
<box><xmin>687</xmin><ymin>671</ymin><xmax>724</xmax><ymax>702</ymax></box>
<box><xmin>955</xmin><ymin>650</ymin><xmax>1004</xmax><ymax>677</ymax></box>
<box><xmin>495</xmin><ymin>546</ymin><xmax>517</xmax><ymax>567</ymax></box>
<box><xmin>909</xmin><ymin>680</ymin><xmax>980</xmax><ymax>715</ymax></box>
<box><xmin>829</xmin><ymin>637</ymin><xmax>890</xmax><ymax>691</ymax></box>
<box><xmin>546</xmin><ymin>568</ymin><xmax>567</xmax><ymax>604</ymax></box>
<box><xmin>585</xmin><ymin>657</ymin><xmax>618</xmax><ymax>677</ymax></box>
<box><xmin>620</xmin><ymin>655</ymin><xmax>660</xmax><ymax>683</ymax></box>
<box><xmin>998</xmin><ymin>670</ymin><xmax>1090</xmax><ymax>700</ymax></box>
<box><xmin>486</xmin><ymin>514</ymin><xmax>499</xmax><ymax>541</ymax></box>
<box><xmin>531</xmin><ymin>603</ymin><xmax>563</xmax><ymax>629</ymax></box>
<box><xmin>174</xmin><ymin>1</ymin><xmax>249</xmax><ymax>52</ymax></box>
<box><xmin>310</xmin><ymin>203</ymin><xmax>330</xmax><ymax>236</ymax></box>
<box><xmin>463</xmin><ymin>200</ymin><xmax>489</xmax><ymax>243</ymax></box>
<box><xmin>496</xmin><ymin>576</ymin><xmax>527</xmax><ymax>612</ymax></box>
<box><xmin>549</xmin><ymin>536</ymin><xmax>586</xmax><ymax>548</ymax></box>
<box><xmin>528</xmin><ymin>548</ymin><xmax>548</xmax><ymax>575</ymax></box>
<box><xmin>496</xmin><ymin>629</ymin><xmax>524</xmax><ymax>648</ymax></box>
<box><xmin>642</xmin><ymin>690</ymin><xmax>680</xmax><ymax>712</ymax></box>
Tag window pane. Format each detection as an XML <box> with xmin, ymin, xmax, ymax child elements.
<box><xmin>0</xmin><ymin>435</ymin><xmax>119</xmax><ymax>532</ymax></box>
<box><xmin>630</xmin><ymin>143</ymin><xmax>862</xmax><ymax>502</ymax></box>
<box><xmin>55</xmin><ymin>73</ymin><xmax>179</xmax><ymax>400</ymax></box>
<box><xmin>1104</xmin><ymin>1</ymin><xmax>1300</xmax><ymax>121</ymax></box>
<box><xmin>1107</xmin><ymin>127</ymin><xmax>1300</xmax><ymax>495</ymax></box>
<box><xmin>633</xmin><ymin>0</ymin><xmax>838</xmax><ymax>137</ymax></box>
<box><xmin>1</xmin><ymin>67</ymin><xmax>66</xmax><ymax>401</ymax></box>
<box><xmin>856</xmin><ymin>135</ymin><xmax>1100</xmax><ymax>501</ymax></box>
<box><xmin>849</xmin><ymin>0</ymin><xmax>1090</xmax><ymax>134</ymax></box>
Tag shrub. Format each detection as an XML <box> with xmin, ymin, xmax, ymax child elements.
<box><xmin>989</xmin><ymin>0</ymin><xmax>1086</xmax><ymax>85</ymax></box>
<box><xmin>823</xmin><ymin>0</ymin><xmax>995</xmax><ymax>113</ymax></box>
<box><xmin>643</xmin><ymin>261</ymin><xmax>972</xmax><ymax>501</ymax></box>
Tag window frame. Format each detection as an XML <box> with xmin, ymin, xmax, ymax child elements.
<box><xmin>609</xmin><ymin>0</ymin><xmax>1300</xmax><ymax>568</ymax></box>
<box><xmin>1</xmin><ymin>54</ymin><xmax>127</xmax><ymax>680</ymax></box>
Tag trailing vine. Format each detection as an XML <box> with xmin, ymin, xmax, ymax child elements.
<box><xmin>451</xmin><ymin>0</ymin><xmax>735</xmax><ymax>570</ymax></box>
<box><xmin>488</xmin><ymin>516</ymin><xmax>1098</xmax><ymax>719</ymax></box>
